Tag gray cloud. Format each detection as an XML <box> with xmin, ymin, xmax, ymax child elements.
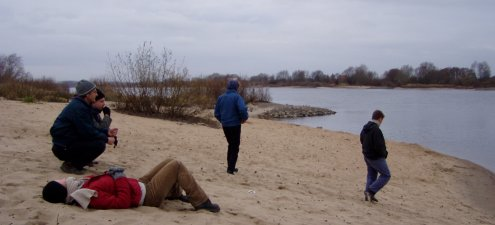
<box><xmin>1</xmin><ymin>0</ymin><xmax>494</xmax><ymax>80</ymax></box>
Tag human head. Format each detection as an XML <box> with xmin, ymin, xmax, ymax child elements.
<box><xmin>92</xmin><ymin>88</ymin><xmax>106</xmax><ymax>111</ymax></box>
<box><xmin>226</xmin><ymin>79</ymin><xmax>239</xmax><ymax>91</ymax></box>
<box><xmin>76</xmin><ymin>80</ymin><xmax>96</xmax><ymax>97</ymax></box>
<box><xmin>372</xmin><ymin>110</ymin><xmax>385</xmax><ymax>123</ymax></box>
<box><xmin>76</xmin><ymin>80</ymin><xmax>98</xmax><ymax>104</ymax></box>
<box><xmin>42</xmin><ymin>180</ymin><xmax>67</xmax><ymax>203</ymax></box>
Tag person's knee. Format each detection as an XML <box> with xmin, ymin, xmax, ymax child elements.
<box><xmin>168</xmin><ymin>159</ymin><xmax>181</xmax><ymax>169</ymax></box>
<box><xmin>382</xmin><ymin>172</ymin><xmax>391</xmax><ymax>181</ymax></box>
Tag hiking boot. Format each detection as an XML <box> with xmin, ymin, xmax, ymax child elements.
<box><xmin>60</xmin><ymin>162</ymin><xmax>85</xmax><ymax>175</ymax></box>
<box><xmin>194</xmin><ymin>199</ymin><xmax>220</xmax><ymax>213</ymax></box>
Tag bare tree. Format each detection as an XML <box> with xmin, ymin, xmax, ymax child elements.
<box><xmin>107</xmin><ymin>42</ymin><xmax>194</xmax><ymax>118</ymax></box>
<box><xmin>0</xmin><ymin>54</ymin><xmax>30</xmax><ymax>82</ymax></box>
<box><xmin>471</xmin><ymin>61</ymin><xmax>491</xmax><ymax>80</ymax></box>
<box><xmin>275</xmin><ymin>70</ymin><xmax>290</xmax><ymax>82</ymax></box>
<box><xmin>415</xmin><ymin>62</ymin><xmax>437</xmax><ymax>84</ymax></box>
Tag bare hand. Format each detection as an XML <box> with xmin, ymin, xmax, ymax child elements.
<box><xmin>108</xmin><ymin>128</ymin><xmax>119</xmax><ymax>137</ymax></box>
<box><xmin>107</xmin><ymin>137</ymin><xmax>116</xmax><ymax>145</ymax></box>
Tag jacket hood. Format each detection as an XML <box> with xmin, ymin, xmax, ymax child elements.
<box><xmin>226</xmin><ymin>80</ymin><xmax>239</xmax><ymax>90</ymax></box>
<box><xmin>362</xmin><ymin>121</ymin><xmax>379</xmax><ymax>133</ymax></box>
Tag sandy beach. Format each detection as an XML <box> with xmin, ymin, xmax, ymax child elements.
<box><xmin>0</xmin><ymin>99</ymin><xmax>494</xmax><ymax>225</ymax></box>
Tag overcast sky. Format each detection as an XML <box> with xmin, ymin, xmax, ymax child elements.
<box><xmin>1</xmin><ymin>0</ymin><xmax>494</xmax><ymax>81</ymax></box>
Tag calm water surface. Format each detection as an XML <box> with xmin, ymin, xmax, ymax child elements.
<box><xmin>269</xmin><ymin>87</ymin><xmax>495</xmax><ymax>172</ymax></box>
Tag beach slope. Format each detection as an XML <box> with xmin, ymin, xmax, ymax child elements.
<box><xmin>0</xmin><ymin>100</ymin><xmax>494</xmax><ymax>225</ymax></box>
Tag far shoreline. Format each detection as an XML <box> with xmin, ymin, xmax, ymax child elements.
<box><xmin>266</xmin><ymin>84</ymin><xmax>495</xmax><ymax>90</ymax></box>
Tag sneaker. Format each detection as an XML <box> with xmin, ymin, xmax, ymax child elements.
<box><xmin>364</xmin><ymin>191</ymin><xmax>378</xmax><ymax>203</ymax></box>
<box><xmin>194</xmin><ymin>199</ymin><xmax>220</xmax><ymax>213</ymax></box>
<box><xmin>60</xmin><ymin>162</ymin><xmax>85</xmax><ymax>175</ymax></box>
<box><xmin>227</xmin><ymin>168</ymin><xmax>238</xmax><ymax>174</ymax></box>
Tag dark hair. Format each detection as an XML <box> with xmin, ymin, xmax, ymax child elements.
<box><xmin>372</xmin><ymin>110</ymin><xmax>385</xmax><ymax>120</ymax></box>
<box><xmin>95</xmin><ymin>88</ymin><xmax>105</xmax><ymax>101</ymax></box>
<box><xmin>42</xmin><ymin>181</ymin><xmax>67</xmax><ymax>203</ymax></box>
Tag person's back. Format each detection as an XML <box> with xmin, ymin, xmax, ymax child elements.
<box><xmin>214</xmin><ymin>81</ymin><xmax>248</xmax><ymax>127</ymax></box>
<box><xmin>360</xmin><ymin>121</ymin><xmax>387</xmax><ymax>160</ymax></box>
<box><xmin>214</xmin><ymin>79</ymin><xmax>249</xmax><ymax>174</ymax></box>
<box><xmin>360</xmin><ymin>110</ymin><xmax>390</xmax><ymax>203</ymax></box>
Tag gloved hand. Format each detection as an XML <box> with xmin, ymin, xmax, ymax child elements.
<box><xmin>108</xmin><ymin>166</ymin><xmax>126</xmax><ymax>179</ymax></box>
<box><xmin>102</xmin><ymin>106</ymin><xmax>111</xmax><ymax>116</ymax></box>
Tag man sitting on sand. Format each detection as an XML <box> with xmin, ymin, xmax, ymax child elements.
<box><xmin>360</xmin><ymin>110</ymin><xmax>391</xmax><ymax>203</ymax></box>
<box><xmin>42</xmin><ymin>158</ymin><xmax>220</xmax><ymax>213</ymax></box>
<box><xmin>91</xmin><ymin>88</ymin><xmax>112</xmax><ymax>130</ymax></box>
<box><xmin>50</xmin><ymin>80</ymin><xmax>118</xmax><ymax>175</ymax></box>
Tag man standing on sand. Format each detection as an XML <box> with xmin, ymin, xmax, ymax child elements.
<box><xmin>360</xmin><ymin>110</ymin><xmax>391</xmax><ymax>203</ymax></box>
<box><xmin>214</xmin><ymin>79</ymin><xmax>249</xmax><ymax>175</ymax></box>
<box><xmin>50</xmin><ymin>80</ymin><xmax>118</xmax><ymax>175</ymax></box>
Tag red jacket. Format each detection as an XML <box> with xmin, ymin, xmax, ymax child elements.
<box><xmin>81</xmin><ymin>174</ymin><xmax>142</xmax><ymax>209</ymax></box>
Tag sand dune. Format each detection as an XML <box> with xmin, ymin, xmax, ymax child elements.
<box><xmin>0</xmin><ymin>99</ymin><xmax>494</xmax><ymax>225</ymax></box>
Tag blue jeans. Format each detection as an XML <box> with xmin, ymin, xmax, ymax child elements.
<box><xmin>364</xmin><ymin>157</ymin><xmax>391</xmax><ymax>194</ymax></box>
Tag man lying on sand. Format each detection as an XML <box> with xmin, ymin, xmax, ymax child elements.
<box><xmin>42</xmin><ymin>158</ymin><xmax>220</xmax><ymax>213</ymax></box>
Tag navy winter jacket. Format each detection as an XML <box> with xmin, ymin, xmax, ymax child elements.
<box><xmin>214</xmin><ymin>85</ymin><xmax>249</xmax><ymax>127</ymax></box>
<box><xmin>360</xmin><ymin>121</ymin><xmax>388</xmax><ymax>159</ymax></box>
<box><xmin>50</xmin><ymin>97</ymin><xmax>108</xmax><ymax>147</ymax></box>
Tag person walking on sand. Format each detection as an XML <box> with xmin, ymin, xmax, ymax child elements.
<box><xmin>360</xmin><ymin>110</ymin><xmax>391</xmax><ymax>203</ymax></box>
<box><xmin>214</xmin><ymin>79</ymin><xmax>249</xmax><ymax>175</ymax></box>
<box><xmin>50</xmin><ymin>80</ymin><xmax>118</xmax><ymax>175</ymax></box>
<box><xmin>42</xmin><ymin>158</ymin><xmax>220</xmax><ymax>213</ymax></box>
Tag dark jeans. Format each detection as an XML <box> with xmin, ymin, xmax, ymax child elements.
<box><xmin>364</xmin><ymin>157</ymin><xmax>391</xmax><ymax>194</ymax></box>
<box><xmin>52</xmin><ymin>140</ymin><xmax>106</xmax><ymax>169</ymax></box>
<box><xmin>222</xmin><ymin>125</ymin><xmax>241</xmax><ymax>171</ymax></box>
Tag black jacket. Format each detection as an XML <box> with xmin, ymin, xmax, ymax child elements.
<box><xmin>360</xmin><ymin>121</ymin><xmax>388</xmax><ymax>159</ymax></box>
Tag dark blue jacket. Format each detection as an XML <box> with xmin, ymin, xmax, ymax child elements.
<box><xmin>360</xmin><ymin>121</ymin><xmax>388</xmax><ymax>159</ymax></box>
<box><xmin>50</xmin><ymin>97</ymin><xmax>108</xmax><ymax>147</ymax></box>
<box><xmin>214</xmin><ymin>84</ymin><xmax>249</xmax><ymax>127</ymax></box>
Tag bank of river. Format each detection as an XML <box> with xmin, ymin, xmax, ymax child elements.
<box><xmin>268</xmin><ymin>87</ymin><xmax>495</xmax><ymax>173</ymax></box>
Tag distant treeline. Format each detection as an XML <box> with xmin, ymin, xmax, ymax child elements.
<box><xmin>2</xmin><ymin>43</ymin><xmax>494</xmax><ymax>120</ymax></box>
<box><xmin>248</xmin><ymin>62</ymin><xmax>494</xmax><ymax>88</ymax></box>
<box><xmin>0</xmin><ymin>47</ymin><xmax>270</xmax><ymax>120</ymax></box>
<box><xmin>0</xmin><ymin>54</ymin><xmax>72</xmax><ymax>102</ymax></box>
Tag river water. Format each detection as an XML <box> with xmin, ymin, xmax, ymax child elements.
<box><xmin>269</xmin><ymin>87</ymin><xmax>495</xmax><ymax>172</ymax></box>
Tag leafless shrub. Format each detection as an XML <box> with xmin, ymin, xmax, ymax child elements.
<box><xmin>0</xmin><ymin>76</ymin><xmax>70</xmax><ymax>102</ymax></box>
<box><xmin>106</xmin><ymin>42</ymin><xmax>197</xmax><ymax>118</ymax></box>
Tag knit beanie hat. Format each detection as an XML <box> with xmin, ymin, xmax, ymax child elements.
<box><xmin>76</xmin><ymin>80</ymin><xmax>96</xmax><ymax>96</ymax></box>
<box><xmin>42</xmin><ymin>181</ymin><xmax>68</xmax><ymax>203</ymax></box>
<box><xmin>95</xmin><ymin>88</ymin><xmax>105</xmax><ymax>101</ymax></box>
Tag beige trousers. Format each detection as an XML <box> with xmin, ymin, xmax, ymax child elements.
<box><xmin>139</xmin><ymin>158</ymin><xmax>208</xmax><ymax>207</ymax></box>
